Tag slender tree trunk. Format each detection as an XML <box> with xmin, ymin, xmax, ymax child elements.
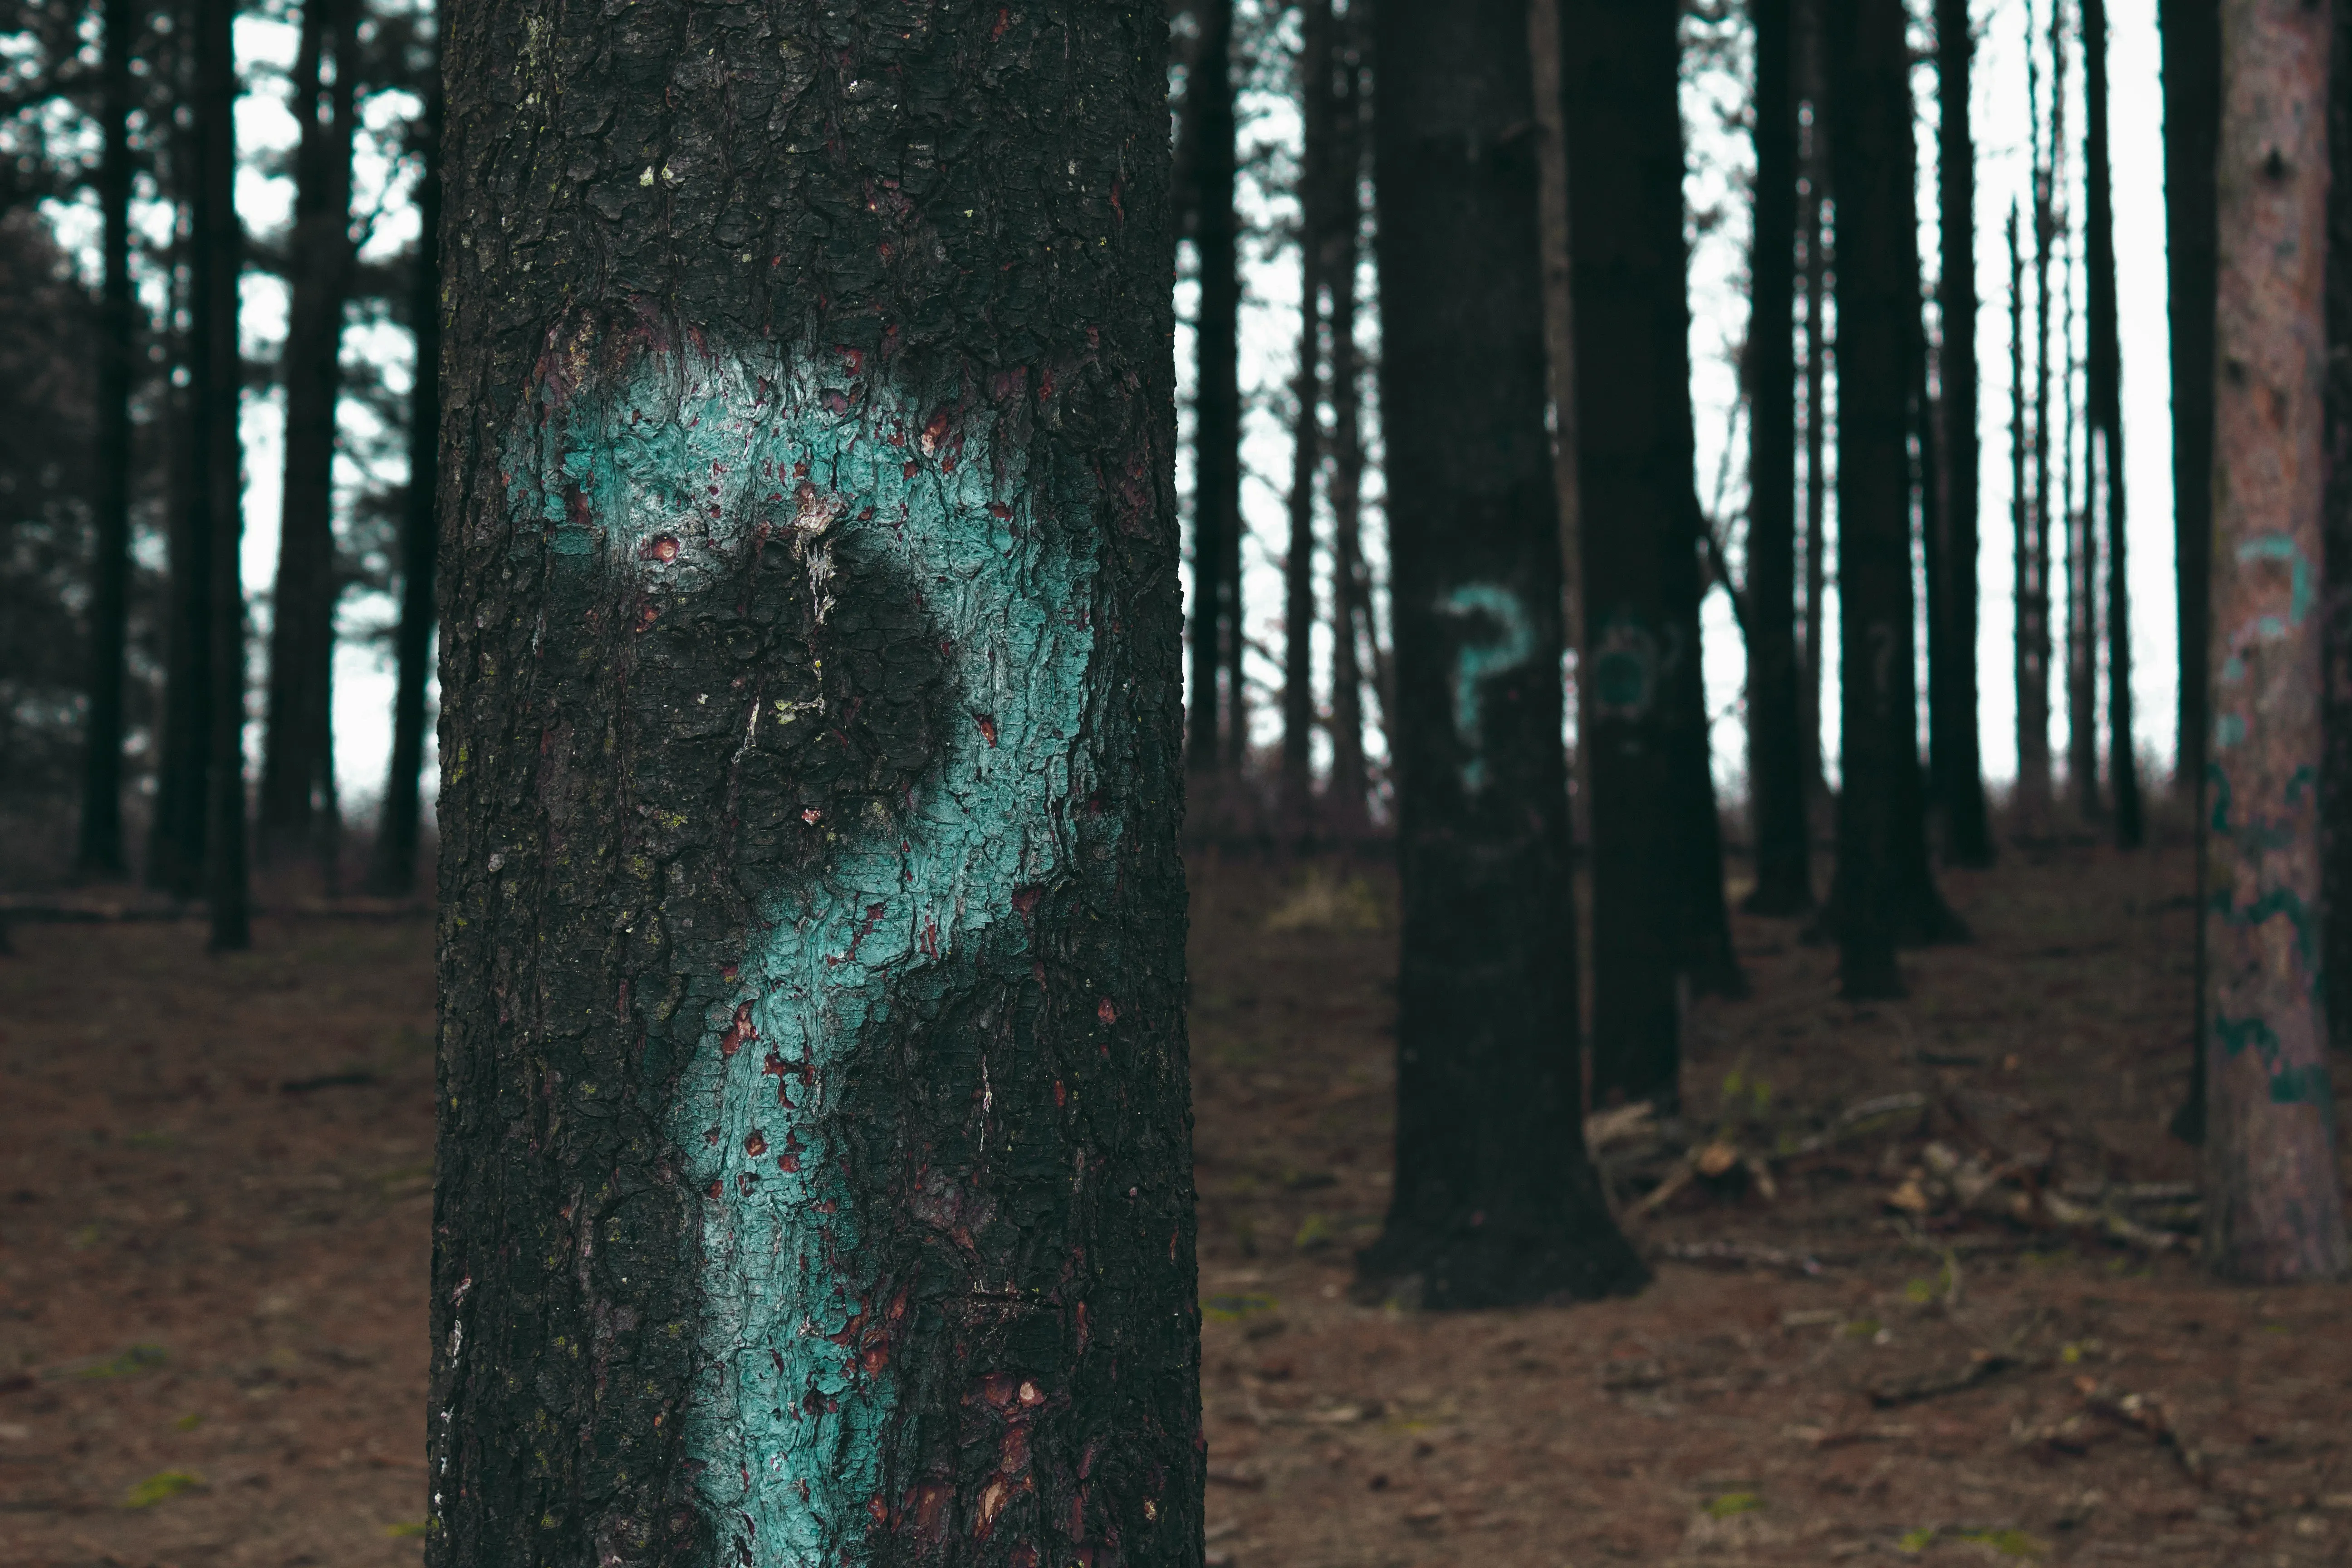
<box><xmin>365</xmin><ymin>74</ymin><xmax>441</xmax><ymax>899</ymax></box>
<box><xmin>1934</xmin><ymin>0</ymin><xmax>1993</xmax><ymax>865</ymax></box>
<box><xmin>2020</xmin><ymin>31</ymin><xmax>2058</xmax><ymax>833</ymax></box>
<box><xmin>2200</xmin><ymin>0</ymin><xmax>2350</xmax><ymax>1282</ymax></box>
<box><xmin>2049</xmin><ymin>0</ymin><xmax>2101</xmax><ymax>825</ymax></box>
<box><xmin>259</xmin><ymin>0</ymin><xmax>361</xmax><ymax>880</ymax></box>
<box><xmin>2165</xmin><ymin>0</ymin><xmax>2221</xmax><ymax>1141</ymax></box>
<box><xmin>150</xmin><ymin>105</ymin><xmax>212</xmax><ymax>899</ymax></box>
<box><xmin>1744</xmin><ymin>0</ymin><xmax>1813</xmax><ymax>914</ymax></box>
<box><xmin>1190</xmin><ymin>0</ymin><xmax>1240</xmax><ymax>777</ymax></box>
<box><xmin>429</xmin><ymin>3</ymin><xmax>1198</xmax><ymax>1560</ymax></box>
<box><xmin>2009</xmin><ymin>199</ymin><xmax>2033</xmax><ymax>831</ymax></box>
<box><xmin>2083</xmin><ymin>0</ymin><xmax>2141</xmax><ymax>849</ymax></box>
<box><xmin>1530</xmin><ymin>0</ymin><xmax>1588</xmax><ymax>848</ymax></box>
<box><xmin>77</xmin><ymin>0</ymin><xmax>138</xmax><ymax>877</ymax></box>
<box><xmin>1799</xmin><ymin>72</ymin><xmax>1830</xmax><ymax>829</ymax></box>
<box><xmin>1565</xmin><ymin>0</ymin><xmax>1730</xmax><ymax>1104</ymax></box>
<box><xmin>194</xmin><ymin>0</ymin><xmax>249</xmax><ymax>950</ymax></box>
<box><xmin>2326</xmin><ymin>0</ymin><xmax>2352</xmax><ymax>1058</ymax></box>
<box><xmin>1279</xmin><ymin>0</ymin><xmax>1333</xmax><ymax>832</ymax></box>
<box><xmin>1325</xmin><ymin>20</ymin><xmax>1370</xmax><ymax>838</ymax></box>
<box><xmin>1825</xmin><ymin>0</ymin><xmax>1954</xmax><ymax>997</ymax></box>
<box><xmin>1361</xmin><ymin>0</ymin><xmax>1641</xmax><ymax>1308</ymax></box>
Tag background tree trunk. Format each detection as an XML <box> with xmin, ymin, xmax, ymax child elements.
<box><xmin>195</xmin><ymin>0</ymin><xmax>248</xmax><ymax>951</ymax></box>
<box><xmin>1934</xmin><ymin>0</ymin><xmax>1994</xmax><ymax>867</ymax></box>
<box><xmin>429</xmin><ymin>2</ymin><xmax>1198</xmax><ymax>1562</ymax></box>
<box><xmin>2052</xmin><ymin>0</ymin><xmax>2101</xmax><ymax>828</ymax></box>
<box><xmin>1190</xmin><ymin>0</ymin><xmax>1240</xmax><ymax>778</ymax></box>
<box><xmin>2084</xmin><ymin>0</ymin><xmax>2141</xmax><ymax>850</ymax></box>
<box><xmin>1529</xmin><ymin>0</ymin><xmax>1587</xmax><ymax>851</ymax></box>
<box><xmin>2019</xmin><ymin>37</ymin><xmax>2058</xmax><ymax>833</ymax></box>
<box><xmin>1325</xmin><ymin>17</ymin><xmax>1371</xmax><ymax>838</ymax></box>
<box><xmin>365</xmin><ymin>72</ymin><xmax>440</xmax><ymax>900</ymax></box>
<box><xmin>1280</xmin><ymin>0</ymin><xmax>1333</xmax><ymax>832</ymax></box>
<box><xmin>77</xmin><ymin>0</ymin><xmax>138</xmax><ymax>877</ymax></box>
<box><xmin>1743</xmin><ymin>0</ymin><xmax>1812</xmax><ymax>916</ymax></box>
<box><xmin>259</xmin><ymin>0</ymin><xmax>361</xmax><ymax>879</ymax></box>
<box><xmin>1563</xmin><ymin>0</ymin><xmax>1718</xmax><ymax>1106</ymax></box>
<box><xmin>1361</xmin><ymin>0</ymin><xmax>1641</xmax><ymax>1308</ymax></box>
<box><xmin>2200</xmin><ymin>0</ymin><xmax>2349</xmax><ymax>1282</ymax></box>
<box><xmin>1799</xmin><ymin>38</ymin><xmax>1830</xmax><ymax>833</ymax></box>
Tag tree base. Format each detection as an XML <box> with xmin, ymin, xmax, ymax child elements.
<box><xmin>1354</xmin><ymin>1210</ymin><xmax>1647</xmax><ymax>1310</ymax></box>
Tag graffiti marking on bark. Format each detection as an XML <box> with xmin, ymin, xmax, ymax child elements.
<box><xmin>1437</xmin><ymin>583</ymin><xmax>1536</xmax><ymax>792</ymax></box>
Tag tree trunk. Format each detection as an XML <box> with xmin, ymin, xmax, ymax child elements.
<box><xmin>2019</xmin><ymin>37</ymin><xmax>2058</xmax><ymax>834</ymax></box>
<box><xmin>259</xmin><ymin>0</ymin><xmax>361</xmax><ymax>880</ymax></box>
<box><xmin>1744</xmin><ymin>0</ymin><xmax>1813</xmax><ymax>915</ymax></box>
<box><xmin>1279</xmin><ymin>0</ymin><xmax>1333</xmax><ymax>832</ymax></box>
<box><xmin>1933</xmin><ymin>0</ymin><xmax>1993</xmax><ymax>867</ymax></box>
<box><xmin>365</xmin><ymin>73</ymin><xmax>441</xmax><ymax>899</ymax></box>
<box><xmin>2164</xmin><ymin>0</ymin><xmax>2220</xmax><ymax>1142</ymax></box>
<box><xmin>1799</xmin><ymin>56</ymin><xmax>1830</xmax><ymax>830</ymax></box>
<box><xmin>2008</xmin><ymin>198</ymin><xmax>2032</xmax><ymax>836</ymax></box>
<box><xmin>1190</xmin><ymin>0</ymin><xmax>1240</xmax><ymax>777</ymax></box>
<box><xmin>1824</xmin><ymin>0</ymin><xmax>1953</xmax><ymax>998</ymax></box>
<box><xmin>77</xmin><ymin>0</ymin><xmax>138</xmax><ymax>878</ymax></box>
<box><xmin>2200</xmin><ymin>0</ymin><xmax>2350</xmax><ymax>1282</ymax></box>
<box><xmin>150</xmin><ymin>99</ymin><xmax>212</xmax><ymax>901</ymax></box>
<box><xmin>429</xmin><ymin>4</ymin><xmax>1198</xmax><ymax>1562</ymax></box>
<box><xmin>2050</xmin><ymin>0</ymin><xmax>2100</xmax><ymax>827</ymax></box>
<box><xmin>2327</xmin><ymin>0</ymin><xmax>2352</xmax><ymax>1059</ymax></box>
<box><xmin>1360</xmin><ymin>0</ymin><xmax>1642</xmax><ymax>1308</ymax></box>
<box><xmin>1529</xmin><ymin>0</ymin><xmax>1587</xmax><ymax>850</ymax></box>
<box><xmin>194</xmin><ymin>0</ymin><xmax>249</xmax><ymax>951</ymax></box>
<box><xmin>2083</xmin><ymin>0</ymin><xmax>2141</xmax><ymax>849</ymax></box>
<box><xmin>1325</xmin><ymin>19</ymin><xmax>1371</xmax><ymax>838</ymax></box>
<box><xmin>1564</xmin><ymin>0</ymin><xmax>1725</xmax><ymax>1104</ymax></box>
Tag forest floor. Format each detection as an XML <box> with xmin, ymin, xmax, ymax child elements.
<box><xmin>3</xmin><ymin>835</ymin><xmax>2350</xmax><ymax>1567</ymax></box>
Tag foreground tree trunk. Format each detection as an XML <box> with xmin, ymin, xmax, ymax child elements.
<box><xmin>1744</xmin><ymin>0</ymin><xmax>1812</xmax><ymax>916</ymax></box>
<box><xmin>2199</xmin><ymin>0</ymin><xmax>2350</xmax><ymax>1281</ymax></box>
<box><xmin>2328</xmin><ymin>0</ymin><xmax>2352</xmax><ymax>1059</ymax></box>
<box><xmin>259</xmin><ymin>0</ymin><xmax>361</xmax><ymax>877</ymax></box>
<box><xmin>365</xmin><ymin>75</ymin><xmax>441</xmax><ymax>899</ymax></box>
<box><xmin>1824</xmin><ymin>0</ymin><xmax>1955</xmax><ymax>996</ymax></box>
<box><xmin>2164</xmin><ymin>0</ymin><xmax>2221</xmax><ymax>1142</ymax></box>
<box><xmin>1189</xmin><ymin>0</ymin><xmax>1240</xmax><ymax>778</ymax></box>
<box><xmin>77</xmin><ymin>0</ymin><xmax>138</xmax><ymax>877</ymax></box>
<box><xmin>430</xmin><ymin>4</ymin><xmax>1197</xmax><ymax>1562</ymax></box>
<box><xmin>1358</xmin><ymin>0</ymin><xmax>1640</xmax><ymax>1307</ymax></box>
<box><xmin>1563</xmin><ymin>0</ymin><xmax>1730</xmax><ymax>1103</ymax></box>
<box><xmin>195</xmin><ymin>0</ymin><xmax>249</xmax><ymax>951</ymax></box>
<box><xmin>1933</xmin><ymin>0</ymin><xmax>1993</xmax><ymax>867</ymax></box>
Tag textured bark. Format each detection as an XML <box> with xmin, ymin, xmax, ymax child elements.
<box><xmin>1529</xmin><ymin>0</ymin><xmax>1586</xmax><ymax>848</ymax></box>
<box><xmin>2199</xmin><ymin>0</ymin><xmax>2350</xmax><ymax>1281</ymax></box>
<box><xmin>1324</xmin><ymin>20</ymin><xmax>1370</xmax><ymax>838</ymax></box>
<box><xmin>1279</xmin><ymin>0</ymin><xmax>1334</xmax><ymax>831</ymax></box>
<box><xmin>2164</xmin><ymin>0</ymin><xmax>2220</xmax><ymax>1142</ymax></box>
<box><xmin>429</xmin><ymin>3</ymin><xmax>1195</xmax><ymax>1564</ymax></box>
<box><xmin>1188</xmin><ymin>0</ymin><xmax>1243</xmax><ymax>776</ymax></box>
<box><xmin>259</xmin><ymin>0</ymin><xmax>362</xmax><ymax>876</ymax></box>
<box><xmin>1564</xmin><ymin>0</ymin><xmax>1731</xmax><ymax>1103</ymax></box>
<box><xmin>1823</xmin><ymin>0</ymin><xmax>1955</xmax><ymax>997</ymax></box>
<box><xmin>1744</xmin><ymin>0</ymin><xmax>1812</xmax><ymax>915</ymax></box>
<box><xmin>2018</xmin><ymin>36</ymin><xmax>2058</xmax><ymax>833</ymax></box>
<box><xmin>1933</xmin><ymin>0</ymin><xmax>1993</xmax><ymax>867</ymax></box>
<box><xmin>2328</xmin><ymin>0</ymin><xmax>2352</xmax><ymax>1059</ymax></box>
<box><xmin>2084</xmin><ymin>0</ymin><xmax>2141</xmax><ymax>850</ymax></box>
<box><xmin>366</xmin><ymin>77</ymin><xmax>442</xmax><ymax>899</ymax></box>
<box><xmin>195</xmin><ymin>0</ymin><xmax>249</xmax><ymax>951</ymax></box>
<box><xmin>77</xmin><ymin>0</ymin><xmax>137</xmax><ymax>877</ymax></box>
<box><xmin>2201</xmin><ymin>0</ymin><xmax>2352</xmax><ymax>1279</ymax></box>
<box><xmin>1362</xmin><ymin>0</ymin><xmax>1640</xmax><ymax>1309</ymax></box>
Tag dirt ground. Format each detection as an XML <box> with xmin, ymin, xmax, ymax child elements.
<box><xmin>4</xmin><ymin>838</ymin><xmax>2351</xmax><ymax>1567</ymax></box>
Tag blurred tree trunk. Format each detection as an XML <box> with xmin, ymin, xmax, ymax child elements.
<box><xmin>2164</xmin><ymin>0</ymin><xmax>2220</xmax><ymax>1141</ymax></box>
<box><xmin>2200</xmin><ymin>0</ymin><xmax>2349</xmax><ymax>1282</ymax></box>
<box><xmin>1799</xmin><ymin>26</ymin><xmax>1830</xmax><ymax>830</ymax></box>
<box><xmin>1325</xmin><ymin>18</ymin><xmax>1371</xmax><ymax>838</ymax></box>
<box><xmin>1279</xmin><ymin>0</ymin><xmax>1334</xmax><ymax>832</ymax></box>
<box><xmin>194</xmin><ymin>0</ymin><xmax>248</xmax><ymax>950</ymax></box>
<box><xmin>1564</xmin><ymin>0</ymin><xmax>1733</xmax><ymax>1105</ymax></box>
<box><xmin>2327</xmin><ymin>0</ymin><xmax>2352</xmax><ymax>1058</ymax></box>
<box><xmin>2052</xmin><ymin>0</ymin><xmax>2101</xmax><ymax>827</ymax></box>
<box><xmin>429</xmin><ymin>2</ymin><xmax>1197</xmax><ymax>1561</ymax></box>
<box><xmin>1189</xmin><ymin>0</ymin><xmax>1241</xmax><ymax>778</ymax></box>
<box><xmin>1529</xmin><ymin>0</ymin><xmax>1586</xmax><ymax>848</ymax></box>
<box><xmin>1932</xmin><ymin>0</ymin><xmax>1993</xmax><ymax>867</ymax></box>
<box><xmin>78</xmin><ymin>0</ymin><xmax>139</xmax><ymax>877</ymax></box>
<box><xmin>1823</xmin><ymin>0</ymin><xmax>1957</xmax><ymax>997</ymax></box>
<box><xmin>2084</xmin><ymin>0</ymin><xmax>2141</xmax><ymax>849</ymax></box>
<box><xmin>2018</xmin><ymin>37</ymin><xmax>2057</xmax><ymax>834</ymax></box>
<box><xmin>259</xmin><ymin>0</ymin><xmax>360</xmax><ymax>882</ymax></box>
<box><xmin>365</xmin><ymin>74</ymin><xmax>440</xmax><ymax>899</ymax></box>
<box><xmin>1743</xmin><ymin>0</ymin><xmax>1812</xmax><ymax>915</ymax></box>
<box><xmin>1363</xmin><ymin>0</ymin><xmax>1639</xmax><ymax>1306</ymax></box>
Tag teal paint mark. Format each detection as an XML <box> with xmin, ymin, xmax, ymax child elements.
<box><xmin>1590</xmin><ymin>609</ymin><xmax>1658</xmax><ymax>720</ymax></box>
<box><xmin>1436</xmin><ymin>584</ymin><xmax>1536</xmax><ymax>793</ymax></box>
<box><xmin>2235</xmin><ymin>532</ymin><xmax>2313</xmax><ymax>627</ymax></box>
<box><xmin>509</xmin><ymin>342</ymin><xmax>1098</xmax><ymax>1565</ymax></box>
<box><xmin>2268</xmin><ymin>1062</ymin><xmax>2333</xmax><ymax>1107</ymax></box>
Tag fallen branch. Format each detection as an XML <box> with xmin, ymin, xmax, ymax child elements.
<box><xmin>1868</xmin><ymin>1350</ymin><xmax>2028</xmax><ymax>1408</ymax></box>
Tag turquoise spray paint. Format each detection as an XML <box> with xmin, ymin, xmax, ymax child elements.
<box><xmin>510</xmin><ymin>341</ymin><xmax>1097</xmax><ymax>1563</ymax></box>
<box><xmin>1437</xmin><ymin>583</ymin><xmax>1536</xmax><ymax>791</ymax></box>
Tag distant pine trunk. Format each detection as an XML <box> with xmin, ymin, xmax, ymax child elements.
<box><xmin>365</xmin><ymin>76</ymin><xmax>441</xmax><ymax>899</ymax></box>
<box><xmin>1361</xmin><ymin>0</ymin><xmax>1640</xmax><ymax>1307</ymax></box>
<box><xmin>2019</xmin><ymin>35</ymin><xmax>2058</xmax><ymax>833</ymax></box>
<box><xmin>1280</xmin><ymin>0</ymin><xmax>1335</xmax><ymax>831</ymax></box>
<box><xmin>1799</xmin><ymin>36</ymin><xmax>1831</xmax><ymax>827</ymax></box>
<box><xmin>1744</xmin><ymin>0</ymin><xmax>1813</xmax><ymax>916</ymax></box>
<box><xmin>77</xmin><ymin>0</ymin><xmax>138</xmax><ymax>877</ymax></box>
<box><xmin>2200</xmin><ymin>0</ymin><xmax>2348</xmax><ymax>1281</ymax></box>
<box><xmin>259</xmin><ymin>0</ymin><xmax>361</xmax><ymax>881</ymax></box>
<box><xmin>2084</xmin><ymin>0</ymin><xmax>2141</xmax><ymax>848</ymax></box>
<box><xmin>1933</xmin><ymin>0</ymin><xmax>1993</xmax><ymax>866</ymax></box>
<box><xmin>150</xmin><ymin>91</ymin><xmax>212</xmax><ymax>901</ymax></box>
<box><xmin>1189</xmin><ymin>0</ymin><xmax>1241</xmax><ymax>775</ymax></box>
<box><xmin>1325</xmin><ymin>20</ymin><xmax>1372</xmax><ymax>837</ymax></box>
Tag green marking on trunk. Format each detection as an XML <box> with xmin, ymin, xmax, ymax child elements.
<box><xmin>510</xmin><ymin>340</ymin><xmax>1098</xmax><ymax>1565</ymax></box>
<box><xmin>1437</xmin><ymin>583</ymin><xmax>1536</xmax><ymax>792</ymax></box>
